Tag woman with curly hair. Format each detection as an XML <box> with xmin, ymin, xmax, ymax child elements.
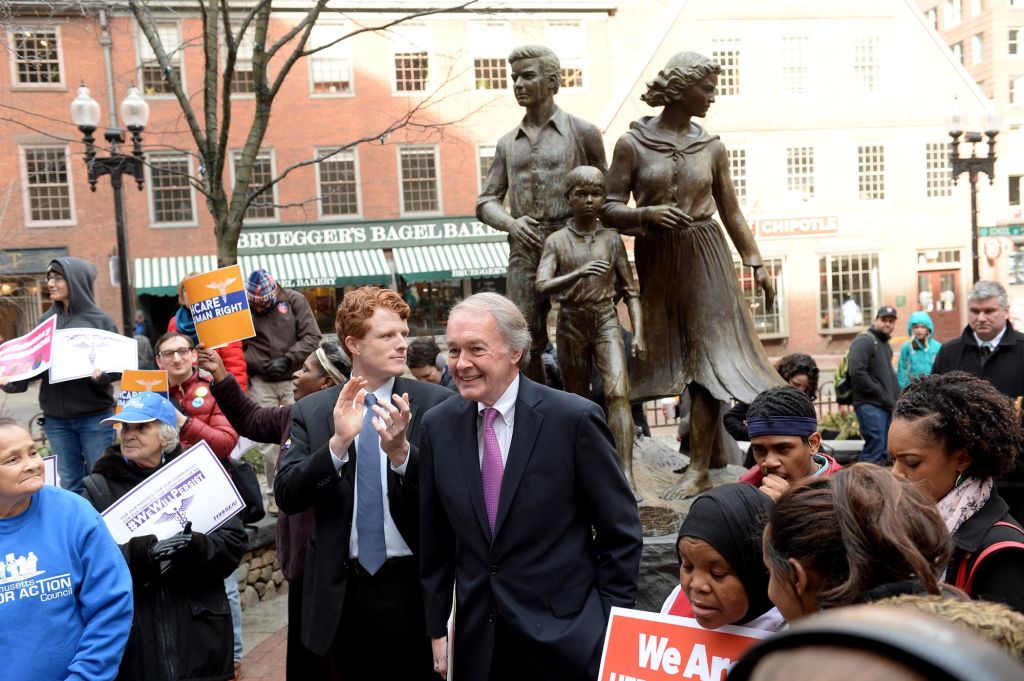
<box><xmin>763</xmin><ymin>464</ymin><xmax>951</xmax><ymax>623</ymax></box>
<box><xmin>888</xmin><ymin>371</ymin><xmax>1024</xmax><ymax>612</ymax></box>
<box><xmin>603</xmin><ymin>51</ymin><xmax>782</xmax><ymax>499</ymax></box>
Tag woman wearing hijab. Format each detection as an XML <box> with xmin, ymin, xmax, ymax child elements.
<box><xmin>661</xmin><ymin>483</ymin><xmax>783</xmax><ymax>632</ymax></box>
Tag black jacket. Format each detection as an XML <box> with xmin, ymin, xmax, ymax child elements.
<box><xmin>2</xmin><ymin>257</ymin><xmax>119</xmax><ymax>418</ymax></box>
<box><xmin>848</xmin><ymin>328</ymin><xmax>899</xmax><ymax>410</ymax></box>
<box><xmin>82</xmin><ymin>446</ymin><xmax>248</xmax><ymax>681</ymax></box>
<box><xmin>932</xmin><ymin>322</ymin><xmax>1024</xmax><ymax>399</ymax></box>
<box><xmin>944</xmin><ymin>493</ymin><xmax>1024</xmax><ymax>615</ymax></box>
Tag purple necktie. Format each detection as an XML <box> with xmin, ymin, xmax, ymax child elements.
<box><xmin>481</xmin><ymin>407</ymin><xmax>504</xmax><ymax>535</ymax></box>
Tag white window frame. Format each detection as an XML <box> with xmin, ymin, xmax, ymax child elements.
<box><xmin>711</xmin><ymin>38</ymin><xmax>742</xmax><ymax>97</ymax></box>
<box><xmin>1012</xmin><ymin>76</ymin><xmax>1024</xmax><ymax>105</ymax></box>
<box><xmin>925</xmin><ymin>143</ymin><xmax>953</xmax><ymax>198</ymax></box>
<box><xmin>20</xmin><ymin>145</ymin><xmax>76</xmax><ymax>227</ymax></box>
<box><xmin>857</xmin><ymin>144</ymin><xmax>886</xmax><ymax>201</ymax></box>
<box><xmin>226</xmin><ymin>22</ymin><xmax>257</xmax><ymax>98</ymax></box>
<box><xmin>972</xmin><ymin>33</ymin><xmax>985</xmax><ymax>65</ymax></box>
<box><xmin>137</xmin><ymin>20</ymin><xmax>184</xmax><ymax>98</ymax></box>
<box><xmin>145</xmin><ymin>153</ymin><xmax>198</xmax><ymax>228</ymax></box>
<box><xmin>545</xmin><ymin>20</ymin><xmax>587</xmax><ymax>91</ymax></box>
<box><xmin>727</xmin><ymin>147</ymin><xmax>748</xmax><ymax>207</ymax></box>
<box><xmin>231</xmin><ymin>149</ymin><xmax>279</xmax><ymax>223</ymax></box>
<box><xmin>391</xmin><ymin>20</ymin><xmax>431</xmax><ymax>95</ymax></box>
<box><xmin>477</xmin><ymin>144</ymin><xmax>496</xmax><ymax>194</ymax></box>
<box><xmin>786</xmin><ymin>146</ymin><xmax>816</xmax><ymax>200</ymax></box>
<box><xmin>470</xmin><ymin>20</ymin><xmax>510</xmax><ymax>92</ymax></box>
<box><xmin>854</xmin><ymin>36</ymin><xmax>881</xmax><ymax>94</ymax></box>
<box><xmin>397</xmin><ymin>144</ymin><xmax>443</xmax><ymax>216</ymax></box>
<box><xmin>733</xmin><ymin>256</ymin><xmax>787</xmax><ymax>339</ymax></box>
<box><xmin>817</xmin><ymin>252</ymin><xmax>882</xmax><ymax>334</ymax></box>
<box><xmin>781</xmin><ymin>36</ymin><xmax>809</xmax><ymax>95</ymax></box>
<box><xmin>926</xmin><ymin>8</ymin><xmax>939</xmax><ymax>30</ymax></box>
<box><xmin>315</xmin><ymin>146</ymin><xmax>362</xmax><ymax>220</ymax></box>
<box><xmin>8</xmin><ymin>25</ymin><xmax>65</xmax><ymax>90</ymax></box>
<box><xmin>308</xmin><ymin>21</ymin><xmax>355</xmax><ymax>98</ymax></box>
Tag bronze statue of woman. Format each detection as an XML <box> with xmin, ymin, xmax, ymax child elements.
<box><xmin>603</xmin><ymin>51</ymin><xmax>782</xmax><ymax>499</ymax></box>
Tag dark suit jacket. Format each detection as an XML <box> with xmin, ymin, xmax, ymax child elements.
<box><xmin>274</xmin><ymin>376</ymin><xmax>453</xmax><ymax>655</ymax></box>
<box><xmin>932</xmin><ymin>322</ymin><xmax>1024</xmax><ymax>398</ymax></box>
<box><xmin>419</xmin><ymin>375</ymin><xmax>642</xmax><ymax>681</ymax></box>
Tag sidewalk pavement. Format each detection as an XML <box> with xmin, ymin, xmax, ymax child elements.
<box><xmin>241</xmin><ymin>590</ymin><xmax>288</xmax><ymax>680</ymax></box>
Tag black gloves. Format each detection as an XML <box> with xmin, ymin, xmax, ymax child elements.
<box><xmin>262</xmin><ymin>356</ymin><xmax>292</xmax><ymax>381</ymax></box>
<box><xmin>148</xmin><ymin>522</ymin><xmax>209</xmax><ymax>566</ymax></box>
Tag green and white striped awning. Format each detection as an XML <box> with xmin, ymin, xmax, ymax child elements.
<box><xmin>393</xmin><ymin>242</ymin><xmax>510</xmax><ymax>283</ymax></box>
<box><xmin>134</xmin><ymin>250</ymin><xmax>391</xmax><ymax>296</ymax></box>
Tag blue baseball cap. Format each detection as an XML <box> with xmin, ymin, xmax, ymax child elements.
<box><xmin>103</xmin><ymin>391</ymin><xmax>178</xmax><ymax>428</ymax></box>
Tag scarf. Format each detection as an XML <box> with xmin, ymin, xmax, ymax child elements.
<box><xmin>175</xmin><ymin>306</ymin><xmax>198</xmax><ymax>344</ymax></box>
<box><xmin>937</xmin><ymin>477</ymin><xmax>993</xmax><ymax>539</ymax></box>
<box><xmin>677</xmin><ymin>483</ymin><xmax>775</xmax><ymax>625</ymax></box>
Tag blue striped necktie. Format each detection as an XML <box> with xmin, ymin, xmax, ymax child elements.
<box><xmin>356</xmin><ymin>393</ymin><xmax>387</xmax><ymax>574</ymax></box>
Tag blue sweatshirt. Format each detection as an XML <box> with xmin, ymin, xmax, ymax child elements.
<box><xmin>0</xmin><ymin>485</ymin><xmax>133</xmax><ymax>681</ymax></box>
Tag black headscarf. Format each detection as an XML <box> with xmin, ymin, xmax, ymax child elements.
<box><xmin>677</xmin><ymin>483</ymin><xmax>775</xmax><ymax>624</ymax></box>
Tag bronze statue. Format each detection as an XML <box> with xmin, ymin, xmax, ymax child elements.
<box><xmin>476</xmin><ymin>45</ymin><xmax>607</xmax><ymax>384</ymax></box>
<box><xmin>536</xmin><ymin>166</ymin><xmax>645</xmax><ymax>498</ymax></box>
<box><xmin>602</xmin><ymin>51</ymin><xmax>783</xmax><ymax>499</ymax></box>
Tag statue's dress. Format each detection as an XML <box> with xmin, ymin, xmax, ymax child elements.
<box><xmin>603</xmin><ymin>117</ymin><xmax>782</xmax><ymax>403</ymax></box>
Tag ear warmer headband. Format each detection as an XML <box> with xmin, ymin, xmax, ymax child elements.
<box><xmin>746</xmin><ymin>416</ymin><xmax>818</xmax><ymax>438</ymax></box>
<box><xmin>316</xmin><ymin>347</ymin><xmax>346</xmax><ymax>384</ymax></box>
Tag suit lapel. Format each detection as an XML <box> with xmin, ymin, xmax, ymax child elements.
<box><xmin>456</xmin><ymin>398</ymin><xmax>492</xmax><ymax>539</ymax></box>
<box><xmin>493</xmin><ymin>376</ymin><xmax>543</xmax><ymax>539</ymax></box>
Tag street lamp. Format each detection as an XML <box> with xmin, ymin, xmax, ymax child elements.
<box><xmin>70</xmin><ymin>83</ymin><xmax>150</xmax><ymax>335</ymax></box>
<box><xmin>948</xmin><ymin>105</ymin><xmax>998</xmax><ymax>284</ymax></box>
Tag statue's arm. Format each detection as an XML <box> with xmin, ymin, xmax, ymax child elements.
<box><xmin>476</xmin><ymin>140</ymin><xmax>515</xmax><ymax>232</ymax></box>
<box><xmin>613</xmin><ymin>238</ymin><xmax>645</xmax><ymax>358</ymax></box>
<box><xmin>602</xmin><ymin>136</ymin><xmax>645</xmax><ymax>235</ymax></box>
<box><xmin>580</xmin><ymin>121</ymin><xmax>608</xmax><ymax>173</ymax></box>
<box><xmin>711</xmin><ymin>141</ymin><xmax>762</xmax><ymax>268</ymax></box>
<box><xmin>535</xmin><ymin>237</ymin><xmax>580</xmax><ymax>297</ymax></box>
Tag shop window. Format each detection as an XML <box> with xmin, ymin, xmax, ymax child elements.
<box><xmin>309</xmin><ymin>22</ymin><xmax>353</xmax><ymax>95</ymax></box>
<box><xmin>148</xmin><ymin>153</ymin><xmax>196</xmax><ymax>225</ymax></box>
<box><xmin>818</xmin><ymin>253</ymin><xmax>880</xmax><ymax>332</ymax></box>
<box><xmin>786</xmin><ymin>146</ymin><xmax>815</xmax><ymax>200</ymax></box>
<box><xmin>1010</xmin><ymin>175</ymin><xmax>1022</xmax><ymax>205</ymax></box>
<box><xmin>546</xmin><ymin>21</ymin><xmax>585</xmax><ymax>89</ymax></box>
<box><xmin>781</xmin><ymin>36</ymin><xmax>808</xmax><ymax>95</ymax></box>
<box><xmin>402</xmin><ymin>280</ymin><xmax>464</xmax><ymax>336</ymax></box>
<box><xmin>854</xmin><ymin>36</ymin><xmax>880</xmax><ymax>93</ymax></box>
<box><xmin>232</xmin><ymin>150</ymin><xmax>277</xmax><ymax>220</ymax></box>
<box><xmin>711</xmin><ymin>38</ymin><xmax>741</xmax><ymax>96</ymax></box>
<box><xmin>229</xmin><ymin>23</ymin><xmax>256</xmax><ymax>94</ymax></box>
<box><xmin>21</xmin><ymin>146</ymin><xmax>74</xmax><ymax>225</ymax></box>
<box><xmin>728</xmin><ymin>148</ymin><xmax>747</xmax><ymax>205</ymax></box>
<box><xmin>139</xmin><ymin>21</ymin><xmax>182</xmax><ymax>95</ymax></box>
<box><xmin>858</xmin><ymin>145</ymin><xmax>885</xmax><ymax>201</ymax></box>
<box><xmin>733</xmin><ymin>257</ymin><xmax>785</xmax><ymax>337</ymax></box>
<box><xmin>926</xmin><ymin>143</ymin><xmax>952</xmax><ymax>197</ymax></box>
<box><xmin>471</xmin><ymin>21</ymin><xmax>509</xmax><ymax>90</ymax></box>
<box><xmin>399</xmin><ymin>145</ymin><xmax>440</xmax><ymax>214</ymax></box>
<box><xmin>317</xmin><ymin>148</ymin><xmax>360</xmax><ymax>217</ymax></box>
<box><xmin>12</xmin><ymin>27</ymin><xmax>62</xmax><ymax>86</ymax></box>
<box><xmin>392</xmin><ymin>21</ymin><xmax>429</xmax><ymax>93</ymax></box>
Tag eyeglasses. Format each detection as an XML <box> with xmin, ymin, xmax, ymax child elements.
<box><xmin>44</xmin><ymin>273</ymin><xmax>65</xmax><ymax>284</ymax></box>
<box><xmin>157</xmin><ymin>347</ymin><xmax>194</xmax><ymax>359</ymax></box>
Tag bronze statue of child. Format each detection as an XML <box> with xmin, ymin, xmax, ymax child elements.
<box><xmin>536</xmin><ymin>165</ymin><xmax>646</xmax><ymax>498</ymax></box>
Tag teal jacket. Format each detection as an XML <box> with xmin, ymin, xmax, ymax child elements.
<box><xmin>898</xmin><ymin>311</ymin><xmax>942</xmax><ymax>389</ymax></box>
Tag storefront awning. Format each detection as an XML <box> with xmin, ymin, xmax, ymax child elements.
<box><xmin>133</xmin><ymin>250</ymin><xmax>391</xmax><ymax>296</ymax></box>
<box><xmin>393</xmin><ymin>242</ymin><xmax>510</xmax><ymax>283</ymax></box>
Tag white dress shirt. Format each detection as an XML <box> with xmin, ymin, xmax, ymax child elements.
<box><xmin>329</xmin><ymin>377</ymin><xmax>413</xmax><ymax>560</ymax></box>
<box><xmin>476</xmin><ymin>374</ymin><xmax>520</xmax><ymax>467</ymax></box>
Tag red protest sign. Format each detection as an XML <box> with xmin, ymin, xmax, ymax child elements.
<box><xmin>598</xmin><ymin>607</ymin><xmax>770</xmax><ymax>681</ymax></box>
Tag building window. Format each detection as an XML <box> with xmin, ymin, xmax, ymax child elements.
<box><xmin>12</xmin><ymin>27</ymin><xmax>62</xmax><ymax>85</ymax></box>
<box><xmin>233</xmin><ymin>150</ymin><xmax>276</xmax><ymax>220</ymax></box>
<box><xmin>138</xmin><ymin>22</ymin><xmax>182</xmax><ymax>95</ymax></box>
<box><xmin>925</xmin><ymin>143</ymin><xmax>953</xmax><ymax>198</ymax></box>
<box><xmin>858</xmin><ymin>145</ymin><xmax>885</xmax><ymax>200</ymax></box>
<box><xmin>399</xmin><ymin>145</ymin><xmax>440</xmax><ymax>214</ymax></box>
<box><xmin>972</xmin><ymin>33</ymin><xmax>985</xmax><ymax>64</ymax></box>
<box><xmin>477</xmin><ymin>145</ymin><xmax>496</xmax><ymax>192</ymax></box>
<box><xmin>546</xmin><ymin>21</ymin><xmax>585</xmax><ymax>89</ymax></box>
<box><xmin>734</xmin><ymin>257</ymin><xmax>785</xmax><ymax>337</ymax></box>
<box><xmin>392</xmin><ymin>21</ymin><xmax>429</xmax><ymax>93</ymax></box>
<box><xmin>818</xmin><ymin>253</ymin><xmax>880</xmax><ymax>331</ymax></box>
<box><xmin>229</xmin><ymin>24</ymin><xmax>256</xmax><ymax>94</ymax></box>
<box><xmin>317</xmin><ymin>148</ymin><xmax>359</xmax><ymax>217</ymax></box>
<box><xmin>1010</xmin><ymin>175</ymin><xmax>1022</xmax><ymax>206</ymax></box>
<box><xmin>309</xmin><ymin>23</ymin><xmax>353</xmax><ymax>95</ymax></box>
<box><xmin>781</xmin><ymin>37</ymin><xmax>809</xmax><ymax>95</ymax></box>
<box><xmin>926</xmin><ymin>8</ymin><xmax>938</xmax><ymax>29</ymax></box>
<box><xmin>711</xmin><ymin>38</ymin><xmax>741</xmax><ymax>96</ymax></box>
<box><xmin>22</xmin><ymin>146</ymin><xmax>73</xmax><ymax>224</ymax></box>
<box><xmin>952</xmin><ymin>42</ymin><xmax>964</xmax><ymax>63</ymax></box>
<box><xmin>728</xmin><ymin>148</ymin><xmax>747</xmax><ymax>205</ymax></box>
<box><xmin>148</xmin><ymin>154</ymin><xmax>195</xmax><ymax>224</ymax></box>
<box><xmin>1012</xmin><ymin>76</ymin><xmax>1024</xmax><ymax>104</ymax></box>
<box><xmin>1010</xmin><ymin>29</ymin><xmax>1021</xmax><ymax>55</ymax></box>
<box><xmin>946</xmin><ymin>0</ymin><xmax>963</xmax><ymax>27</ymax></box>
<box><xmin>854</xmin><ymin>36</ymin><xmax>880</xmax><ymax>93</ymax></box>
<box><xmin>471</xmin><ymin>21</ymin><xmax>509</xmax><ymax>90</ymax></box>
<box><xmin>971</xmin><ymin>0</ymin><xmax>983</xmax><ymax>16</ymax></box>
<box><xmin>786</xmin><ymin>146</ymin><xmax>815</xmax><ymax>200</ymax></box>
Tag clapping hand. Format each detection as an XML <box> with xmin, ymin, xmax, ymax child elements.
<box><xmin>372</xmin><ymin>393</ymin><xmax>412</xmax><ymax>467</ymax></box>
<box><xmin>330</xmin><ymin>376</ymin><xmax>369</xmax><ymax>455</ymax></box>
<box><xmin>149</xmin><ymin>522</ymin><xmax>194</xmax><ymax>561</ymax></box>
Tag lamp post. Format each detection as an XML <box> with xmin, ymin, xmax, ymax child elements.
<box><xmin>948</xmin><ymin>107</ymin><xmax>998</xmax><ymax>284</ymax></box>
<box><xmin>69</xmin><ymin>83</ymin><xmax>150</xmax><ymax>336</ymax></box>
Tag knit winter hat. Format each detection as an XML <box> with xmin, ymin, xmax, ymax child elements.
<box><xmin>245</xmin><ymin>268</ymin><xmax>278</xmax><ymax>313</ymax></box>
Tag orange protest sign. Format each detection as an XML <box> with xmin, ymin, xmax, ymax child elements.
<box><xmin>598</xmin><ymin>607</ymin><xmax>770</xmax><ymax>681</ymax></box>
<box><xmin>182</xmin><ymin>265</ymin><xmax>256</xmax><ymax>349</ymax></box>
<box><xmin>117</xmin><ymin>369</ymin><xmax>169</xmax><ymax>414</ymax></box>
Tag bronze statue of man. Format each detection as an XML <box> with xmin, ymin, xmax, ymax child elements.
<box><xmin>477</xmin><ymin>45</ymin><xmax>607</xmax><ymax>383</ymax></box>
<box><xmin>536</xmin><ymin>166</ymin><xmax>645</xmax><ymax>498</ymax></box>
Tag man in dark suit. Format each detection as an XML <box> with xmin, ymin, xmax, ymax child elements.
<box><xmin>419</xmin><ymin>292</ymin><xmax>642</xmax><ymax>680</ymax></box>
<box><xmin>275</xmin><ymin>286</ymin><xmax>452</xmax><ymax>679</ymax></box>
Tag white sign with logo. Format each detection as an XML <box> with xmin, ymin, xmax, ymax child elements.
<box><xmin>48</xmin><ymin>328</ymin><xmax>138</xmax><ymax>383</ymax></box>
<box><xmin>100</xmin><ymin>440</ymin><xmax>244</xmax><ymax>543</ymax></box>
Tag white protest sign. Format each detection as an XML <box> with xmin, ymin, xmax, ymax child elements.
<box><xmin>100</xmin><ymin>440</ymin><xmax>244</xmax><ymax>543</ymax></box>
<box><xmin>48</xmin><ymin>328</ymin><xmax>138</xmax><ymax>383</ymax></box>
<box><xmin>43</xmin><ymin>455</ymin><xmax>58</xmax><ymax>487</ymax></box>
